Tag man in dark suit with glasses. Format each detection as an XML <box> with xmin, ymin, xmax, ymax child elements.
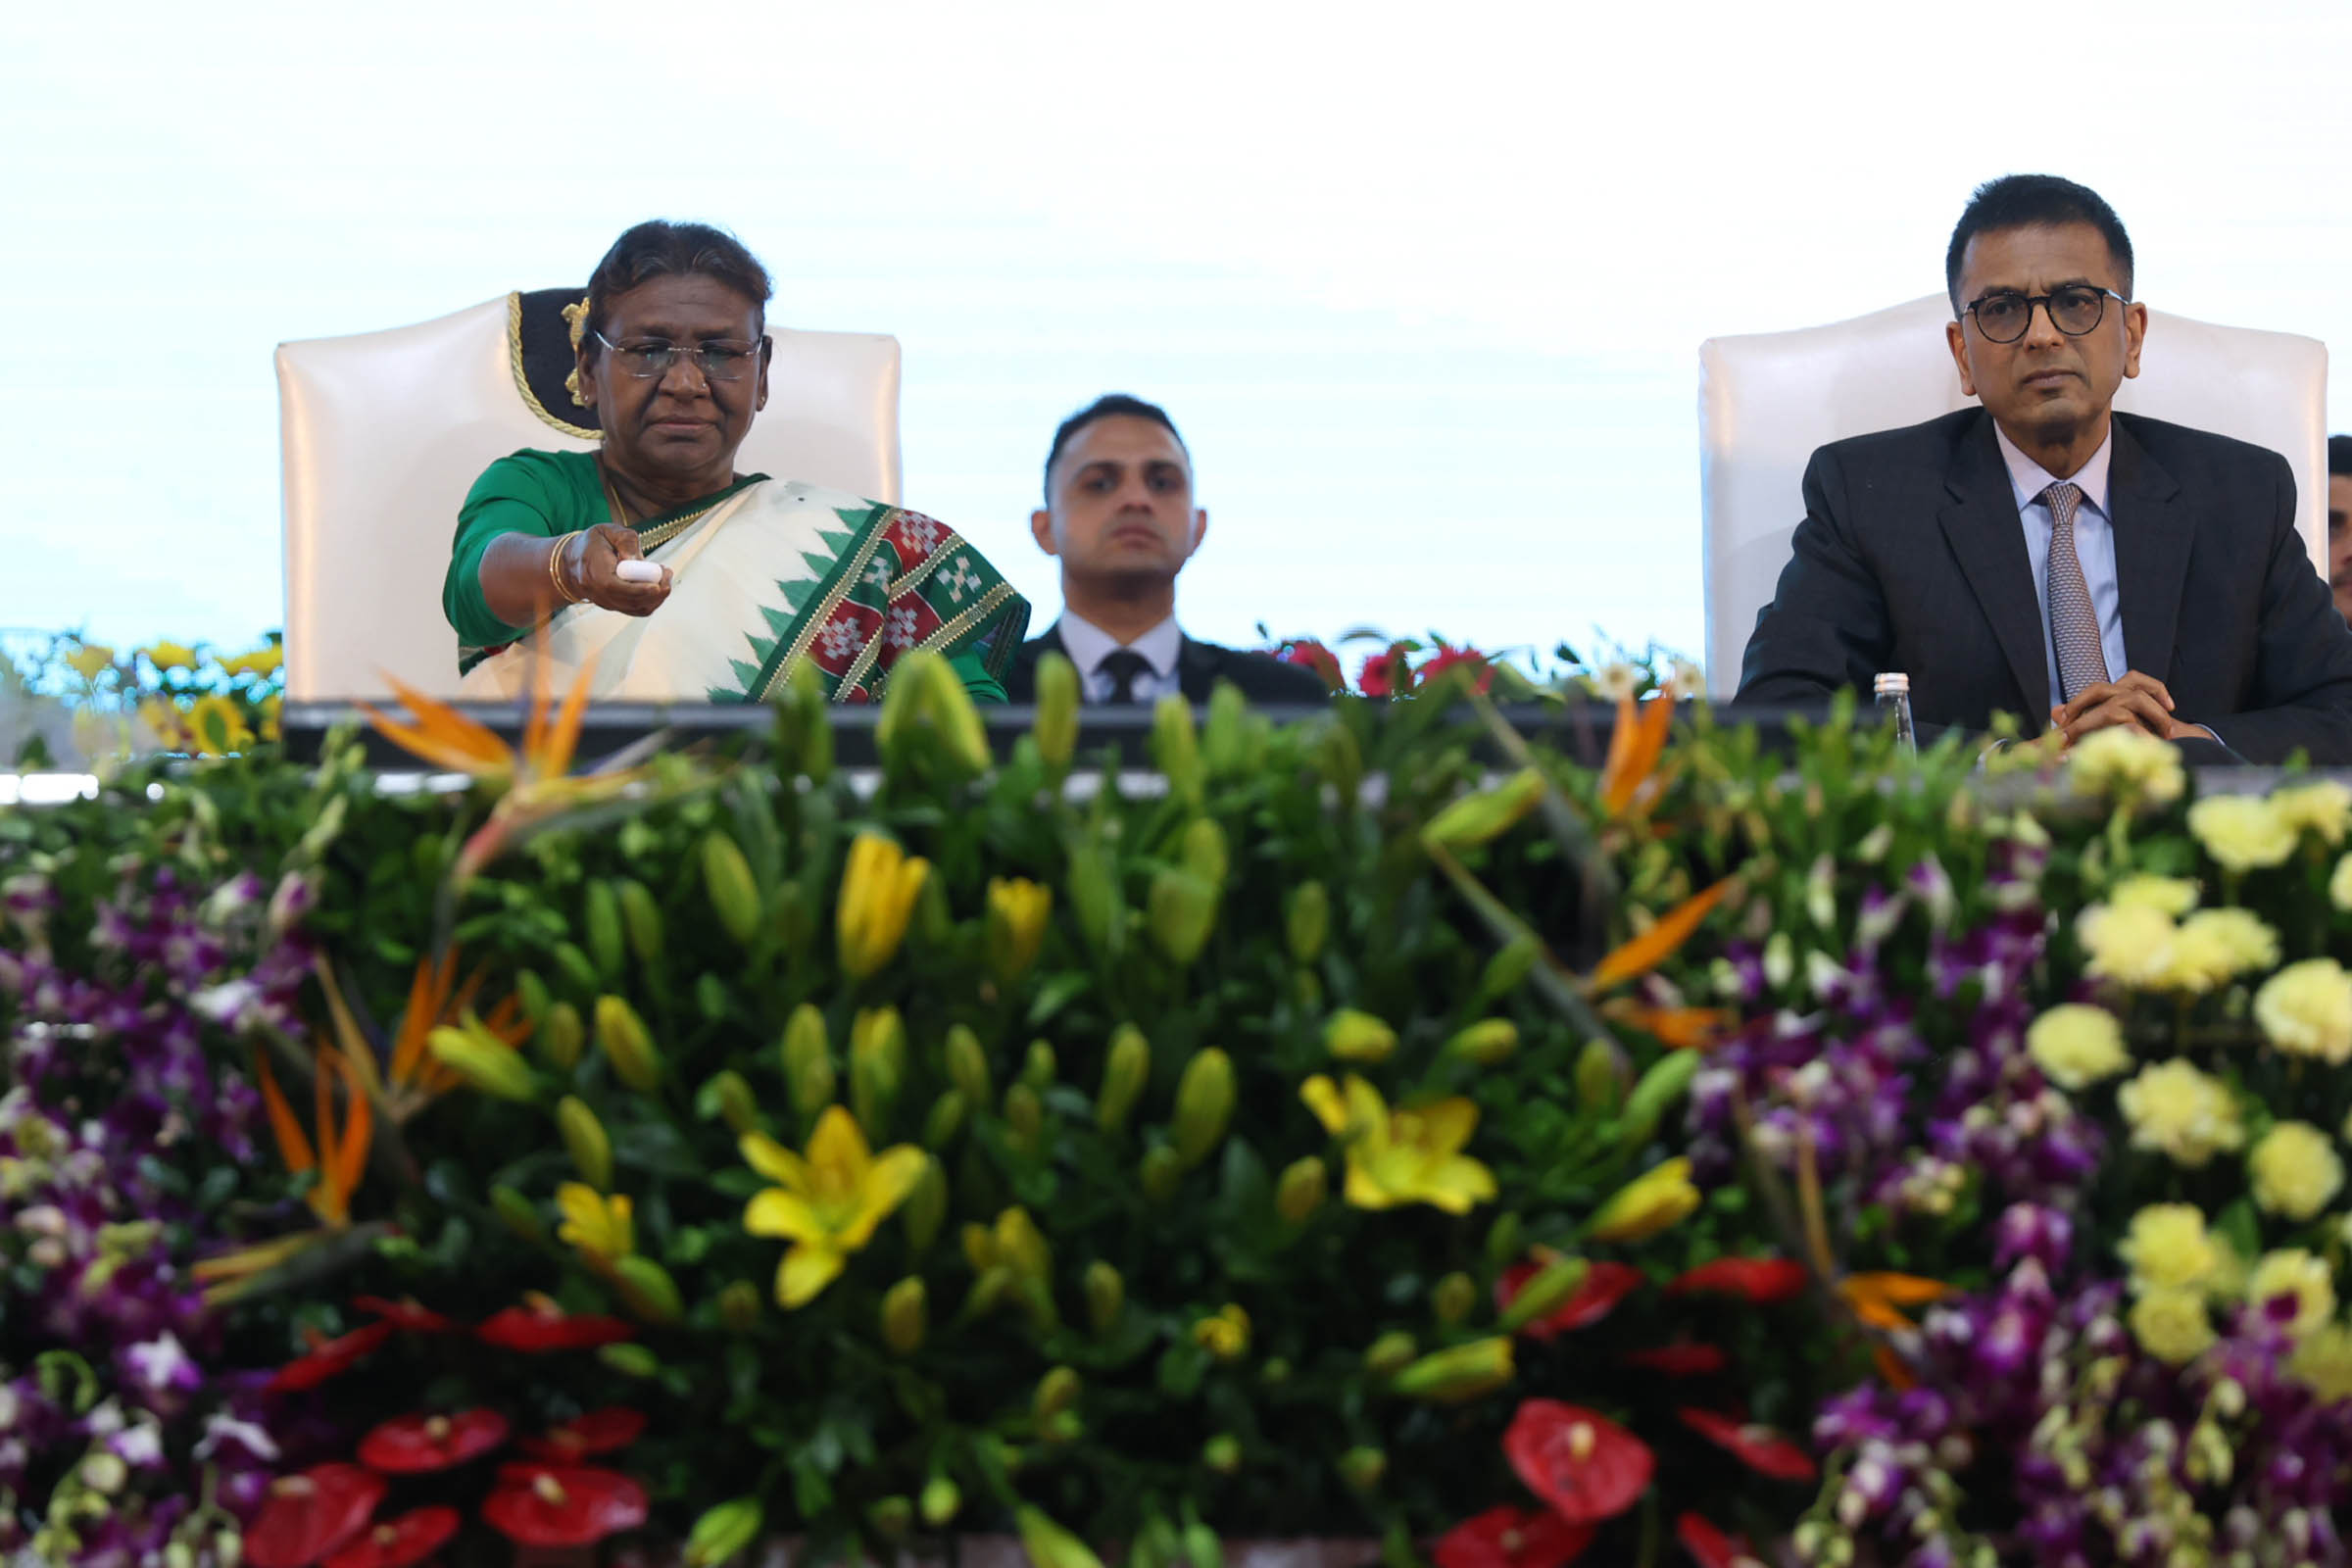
<box><xmin>1738</xmin><ymin>174</ymin><xmax>2352</xmax><ymax>762</ymax></box>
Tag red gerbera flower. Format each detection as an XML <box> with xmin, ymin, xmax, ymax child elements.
<box><xmin>475</xmin><ymin>1296</ymin><xmax>635</xmax><ymax>1352</ymax></box>
<box><xmin>1666</xmin><ymin>1257</ymin><xmax>1810</xmax><ymax>1304</ymax></box>
<box><xmin>357</xmin><ymin>1408</ymin><xmax>511</xmax><ymax>1473</ymax></box>
<box><xmin>351</xmin><ymin>1296</ymin><xmax>457</xmax><ymax>1334</ymax></box>
<box><xmin>1279</xmin><ymin>639</ymin><xmax>1347</xmax><ymax>692</ymax></box>
<box><xmin>242</xmin><ymin>1464</ymin><xmax>387</xmax><ymax>1568</ymax></box>
<box><xmin>1624</xmin><ymin>1342</ymin><xmax>1729</xmax><ymax>1377</ymax></box>
<box><xmin>1419</xmin><ymin>642</ymin><xmax>1494</xmax><ymax>695</ymax></box>
<box><xmin>322</xmin><ymin>1506</ymin><xmax>462</xmax><ymax>1568</ymax></box>
<box><xmin>1495</xmin><ymin>1260</ymin><xmax>1645</xmax><ymax>1342</ymax></box>
<box><xmin>1676</xmin><ymin>1408</ymin><xmax>1817</xmax><ymax>1483</ymax></box>
<box><xmin>1433</xmin><ymin>1505</ymin><xmax>1594</xmax><ymax>1568</ymax></box>
<box><xmin>1357</xmin><ymin>646</ymin><xmax>1411</xmax><ymax>698</ymax></box>
<box><xmin>1501</xmin><ymin>1399</ymin><xmax>1654</xmax><ymax>1526</ymax></box>
<box><xmin>266</xmin><ymin>1322</ymin><xmax>394</xmax><ymax>1394</ymax></box>
<box><xmin>519</xmin><ymin>1406</ymin><xmax>648</xmax><ymax>1460</ymax></box>
<box><xmin>482</xmin><ymin>1463</ymin><xmax>649</xmax><ymax>1547</ymax></box>
<box><xmin>1674</xmin><ymin>1511</ymin><xmax>1765</xmax><ymax>1568</ymax></box>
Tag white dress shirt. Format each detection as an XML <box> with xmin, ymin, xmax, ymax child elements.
<box><xmin>1994</xmin><ymin>424</ymin><xmax>2127</xmax><ymax>712</ymax></box>
<box><xmin>1056</xmin><ymin>612</ymin><xmax>1184</xmax><ymax>704</ymax></box>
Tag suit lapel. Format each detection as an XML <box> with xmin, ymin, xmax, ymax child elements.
<box><xmin>1936</xmin><ymin>414</ymin><xmax>2047</xmax><ymax>717</ymax></box>
<box><xmin>2107</xmin><ymin>416</ymin><xmax>2190</xmax><ymax>683</ymax></box>
<box><xmin>1176</xmin><ymin>638</ymin><xmax>1219</xmax><ymax>704</ymax></box>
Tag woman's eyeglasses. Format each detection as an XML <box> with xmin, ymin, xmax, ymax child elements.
<box><xmin>593</xmin><ymin>330</ymin><xmax>767</xmax><ymax>381</ymax></box>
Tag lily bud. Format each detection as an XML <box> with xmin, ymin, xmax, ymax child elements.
<box><xmin>599</xmin><ymin>1344</ymin><xmax>661</xmax><ymax>1378</ymax></box>
<box><xmin>945</xmin><ymin>1024</ymin><xmax>993</xmax><ymax>1109</ymax></box>
<box><xmin>775</xmin><ymin>657</ymin><xmax>835</xmax><ymax>783</ymax></box>
<box><xmin>867</xmin><ymin>1496</ymin><xmax>915</xmax><ymax>1543</ymax></box>
<box><xmin>1446</xmin><ymin>1019</ymin><xmax>1519</xmax><ymax>1067</ymax></box>
<box><xmin>585</xmin><ymin>879</ymin><xmax>625</xmax><ymax>982</ymax></box>
<box><xmin>1392</xmin><ymin>1336</ymin><xmax>1516</xmax><ymax>1402</ymax></box>
<box><xmin>1616</xmin><ymin>1051</ymin><xmax>1701</xmax><ymax>1152</ymax></box>
<box><xmin>490</xmin><ymin>1184</ymin><xmax>545</xmax><ymax>1244</ymax></box>
<box><xmin>1575</xmin><ymin>1037</ymin><xmax>1629</xmax><ymax>1114</ymax></box>
<box><xmin>1339</xmin><ymin>1446</ymin><xmax>1387</xmax><ymax>1494</ymax></box>
<box><xmin>1152</xmin><ymin>695</ymin><xmax>1203</xmax><ymax>808</ymax></box>
<box><xmin>1140</xmin><ymin>1144</ymin><xmax>1184</xmax><ymax>1201</ymax></box>
<box><xmin>1065</xmin><ymin>838</ymin><xmax>1123</xmax><ymax>959</ymax></box>
<box><xmin>1149</xmin><ymin>868</ymin><xmax>1218</xmax><ymax>966</ymax></box>
<box><xmin>1021</xmin><ymin>1039</ymin><xmax>1057</xmax><ymax>1089</ymax></box>
<box><xmin>1033</xmin><ymin>1365</ymin><xmax>1082</xmax><ymax>1422</ymax></box>
<box><xmin>922</xmin><ymin>1089</ymin><xmax>969</xmax><ymax>1150</ymax></box>
<box><xmin>1422</xmin><ymin>767</ymin><xmax>1546</xmax><ymax>853</ymax></box>
<box><xmin>1324</xmin><ymin>1008</ymin><xmax>1397</xmax><ymax>1064</ymax></box>
<box><xmin>1016</xmin><ymin>1507</ymin><xmax>1107</xmax><ymax>1568</ymax></box>
<box><xmin>901</xmin><ymin>1155</ymin><xmax>948</xmax><ymax>1252</ymax></box>
<box><xmin>616</xmin><ymin>878</ymin><xmax>664</xmax><ymax>965</ymax></box>
<box><xmin>1497</xmin><ymin>1255</ymin><xmax>1591</xmax><ymax>1332</ymax></box>
<box><xmin>1364</xmin><ymin>1331</ymin><xmax>1418</xmax><ymax>1377</ymax></box>
<box><xmin>1180</xmin><ymin>817</ymin><xmax>1229</xmax><ymax>889</ymax></box>
<box><xmin>514</xmin><ymin>968</ymin><xmax>551</xmax><ymax>1026</ymax></box>
<box><xmin>1033</xmin><ymin>651</ymin><xmax>1081</xmax><ymax>771</ymax></box>
<box><xmin>1096</xmin><ymin>1025</ymin><xmax>1152</xmax><ymax>1133</ymax></box>
<box><xmin>1171</xmin><ymin>1048</ymin><xmax>1237</xmax><ymax>1169</ymax></box>
<box><xmin>838</xmin><ymin>832</ymin><xmax>930</xmax><ymax>979</ymax></box>
<box><xmin>1318</xmin><ymin>721</ymin><xmax>1364</xmax><ymax>806</ymax></box>
<box><xmin>985</xmin><ymin>877</ymin><xmax>1054</xmax><ymax>986</ymax></box>
<box><xmin>1004</xmin><ymin>1082</ymin><xmax>1046</xmax><ymax>1157</ymax></box>
<box><xmin>428</xmin><ymin>1025</ymin><xmax>538</xmax><ymax>1102</ymax></box>
<box><xmin>781</xmin><ymin>1004</ymin><xmax>835</xmax><ymax>1116</ymax></box>
<box><xmin>850</xmin><ymin>1005</ymin><xmax>907</xmax><ymax>1133</ymax></box>
<box><xmin>696</xmin><ymin>973</ymin><xmax>731</xmax><ymax>1022</ymax></box>
<box><xmin>1083</xmin><ymin>1260</ymin><xmax>1124</xmax><ymax>1334</ymax></box>
<box><xmin>697</xmin><ymin>1070</ymin><xmax>760</xmax><ymax>1136</ymax></box>
<box><xmin>1274</xmin><ymin>1156</ymin><xmax>1328</xmax><ymax>1224</ymax></box>
<box><xmin>1285</xmin><ymin>881</ymin><xmax>1330</xmax><ymax>964</ymax></box>
<box><xmin>613</xmin><ymin>1256</ymin><xmax>684</xmax><ymax>1324</ymax></box>
<box><xmin>557</xmin><ymin>1097</ymin><xmax>613</xmax><ymax>1192</ymax></box>
<box><xmin>881</xmin><ymin>1276</ymin><xmax>928</xmax><ymax>1355</ymax></box>
<box><xmin>702</xmin><ymin>832</ymin><xmax>762</xmax><ymax>946</ymax></box>
<box><xmin>919</xmin><ymin>1476</ymin><xmax>961</xmax><ymax>1528</ymax></box>
<box><xmin>717</xmin><ymin>1280</ymin><xmax>761</xmax><ymax>1334</ymax></box>
<box><xmin>1484</xmin><ymin>1212</ymin><xmax>1524</xmax><ymax>1270</ymax></box>
<box><xmin>594</xmin><ymin>995</ymin><xmax>662</xmax><ymax>1092</ymax></box>
<box><xmin>1432</xmin><ymin>1272</ymin><xmax>1478</xmax><ymax>1325</ymax></box>
<box><xmin>1183</xmin><ymin>1523</ymin><xmax>1222</xmax><ymax>1568</ymax></box>
<box><xmin>993</xmin><ymin>1205</ymin><xmax>1053</xmax><ymax>1283</ymax></box>
<box><xmin>684</xmin><ymin>1498</ymin><xmax>764</xmax><ymax>1568</ymax></box>
<box><xmin>552</xmin><ymin>940</ymin><xmax>600</xmax><ymax>996</ymax></box>
<box><xmin>1201</xmin><ymin>1435</ymin><xmax>1243</xmax><ymax>1474</ymax></box>
<box><xmin>1201</xmin><ymin>681</ymin><xmax>1250</xmax><ymax>778</ymax></box>
<box><xmin>1478</xmin><ymin>935</ymin><xmax>1542</xmax><ymax>1003</ymax></box>
<box><xmin>536</xmin><ymin>1001</ymin><xmax>584</xmax><ymax>1071</ymax></box>
<box><xmin>1587</xmin><ymin>1157</ymin><xmax>1701</xmax><ymax>1244</ymax></box>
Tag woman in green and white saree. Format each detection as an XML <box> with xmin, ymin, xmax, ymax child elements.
<box><xmin>443</xmin><ymin>220</ymin><xmax>1026</xmax><ymax>704</ymax></box>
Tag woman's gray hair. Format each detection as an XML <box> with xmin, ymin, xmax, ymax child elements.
<box><xmin>583</xmin><ymin>220</ymin><xmax>773</xmax><ymax>344</ymax></box>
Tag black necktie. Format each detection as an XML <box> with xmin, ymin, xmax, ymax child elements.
<box><xmin>1098</xmin><ymin>649</ymin><xmax>1152</xmax><ymax>705</ymax></box>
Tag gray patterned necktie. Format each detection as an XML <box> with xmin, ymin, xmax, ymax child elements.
<box><xmin>2042</xmin><ymin>481</ymin><xmax>2110</xmax><ymax>703</ymax></box>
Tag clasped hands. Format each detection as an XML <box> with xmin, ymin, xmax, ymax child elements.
<box><xmin>557</xmin><ymin>523</ymin><xmax>672</xmax><ymax>616</ymax></box>
<box><xmin>2049</xmin><ymin>670</ymin><xmax>2203</xmax><ymax>746</ymax></box>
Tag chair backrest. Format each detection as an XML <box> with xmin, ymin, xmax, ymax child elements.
<box><xmin>278</xmin><ymin>295</ymin><xmax>904</xmax><ymax>700</ymax></box>
<box><xmin>1697</xmin><ymin>295</ymin><xmax>2329</xmax><ymax>697</ymax></box>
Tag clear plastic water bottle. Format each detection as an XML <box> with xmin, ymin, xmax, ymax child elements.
<box><xmin>1874</xmin><ymin>672</ymin><xmax>1916</xmax><ymax>756</ymax></box>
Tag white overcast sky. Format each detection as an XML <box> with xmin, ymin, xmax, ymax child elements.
<box><xmin>3</xmin><ymin>0</ymin><xmax>2347</xmax><ymax>675</ymax></box>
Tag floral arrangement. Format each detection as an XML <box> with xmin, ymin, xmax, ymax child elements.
<box><xmin>1260</xmin><ymin>629</ymin><xmax>1694</xmax><ymax>704</ymax></box>
<box><xmin>2</xmin><ymin>632</ymin><xmax>284</xmax><ymax>766</ymax></box>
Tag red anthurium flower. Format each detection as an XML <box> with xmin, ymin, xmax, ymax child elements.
<box><xmin>1358</xmin><ymin>647</ymin><xmax>1411</xmax><ymax>698</ymax></box>
<box><xmin>266</xmin><ymin>1322</ymin><xmax>395</xmax><ymax>1394</ymax></box>
<box><xmin>1674</xmin><ymin>1511</ymin><xmax>1765</xmax><ymax>1568</ymax></box>
<box><xmin>1279</xmin><ymin>639</ymin><xmax>1346</xmax><ymax>692</ymax></box>
<box><xmin>1433</xmin><ymin>1505</ymin><xmax>1594</xmax><ymax>1568</ymax></box>
<box><xmin>1502</xmin><ymin>1399</ymin><xmax>1654</xmax><ymax>1526</ymax></box>
<box><xmin>357</xmin><ymin>1408</ymin><xmax>511</xmax><ymax>1473</ymax></box>
<box><xmin>475</xmin><ymin>1295</ymin><xmax>636</xmax><ymax>1352</ymax></box>
<box><xmin>1676</xmin><ymin>1408</ymin><xmax>1817</xmax><ymax>1483</ymax></box>
<box><xmin>483</xmin><ymin>1463</ymin><xmax>650</xmax><ymax>1546</ymax></box>
<box><xmin>243</xmin><ymin>1464</ymin><xmax>388</xmax><ymax>1568</ymax></box>
<box><xmin>323</xmin><ymin>1506</ymin><xmax>462</xmax><ymax>1568</ymax></box>
<box><xmin>1419</xmin><ymin>642</ymin><xmax>1494</xmax><ymax>695</ymax></box>
<box><xmin>1496</xmin><ymin>1260</ymin><xmax>1646</xmax><ymax>1342</ymax></box>
<box><xmin>1625</xmin><ymin>1342</ymin><xmax>1729</xmax><ymax>1377</ymax></box>
<box><xmin>519</xmin><ymin>1406</ymin><xmax>648</xmax><ymax>1460</ymax></box>
<box><xmin>1666</xmin><ymin>1257</ymin><xmax>1810</xmax><ymax>1304</ymax></box>
<box><xmin>352</xmin><ymin>1296</ymin><xmax>457</xmax><ymax>1334</ymax></box>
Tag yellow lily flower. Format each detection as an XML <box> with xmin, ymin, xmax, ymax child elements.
<box><xmin>139</xmin><ymin>639</ymin><xmax>200</xmax><ymax>671</ymax></box>
<box><xmin>741</xmin><ymin>1106</ymin><xmax>927</xmax><ymax>1307</ymax></box>
<box><xmin>1587</xmin><ymin>1157</ymin><xmax>1701</xmax><ymax>1243</ymax></box>
<box><xmin>838</xmin><ymin>832</ymin><xmax>930</xmax><ymax>979</ymax></box>
<box><xmin>985</xmin><ymin>876</ymin><xmax>1054</xmax><ymax>984</ymax></box>
<box><xmin>220</xmin><ymin>645</ymin><xmax>284</xmax><ymax>678</ymax></box>
<box><xmin>63</xmin><ymin>641</ymin><xmax>115</xmax><ymax>680</ymax></box>
<box><xmin>556</xmin><ymin>1182</ymin><xmax>635</xmax><ymax>1263</ymax></box>
<box><xmin>1299</xmin><ymin>1074</ymin><xmax>1497</xmax><ymax>1215</ymax></box>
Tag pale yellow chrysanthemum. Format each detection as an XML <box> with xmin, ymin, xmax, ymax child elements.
<box><xmin>2247</xmin><ymin>1121</ymin><xmax>2345</xmax><ymax>1222</ymax></box>
<box><xmin>2187</xmin><ymin>796</ymin><xmax>2298</xmax><ymax>873</ymax></box>
<box><xmin>2026</xmin><ymin>1004</ymin><xmax>2131</xmax><ymax>1091</ymax></box>
<box><xmin>2164</xmin><ymin>907</ymin><xmax>2280</xmax><ymax>993</ymax></box>
<box><xmin>2077</xmin><ymin>902</ymin><xmax>2178</xmax><ymax>991</ymax></box>
<box><xmin>2069</xmin><ymin>726</ymin><xmax>2185</xmax><ymax>805</ymax></box>
<box><xmin>2116</xmin><ymin>1059</ymin><xmax>2243</xmax><ymax>1168</ymax></box>
<box><xmin>2109</xmin><ymin>874</ymin><xmax>2199</xmax><ymax>918</ymax></box>
<box><xmin>2129</xmin><ymin>1286</ymin><xmax>2217</xmax><ymax>1364</ymax></box>
<box><xmin>2255</xmin><ymin>959</ymin><xmax>2352</xmax><ymax>1064</ymax></box>
<box><xmin>2288</xmin><ymin>1321</ymin><xmax>2352</xmax><ymax>1401</ymax></box>
<box><xmin>2245</xmin><ymin>1250</ymin><xmax>2336</xmax><ymax>1341</ymax></box>
<box><xmin>2331</xmin><ymin>853</ymin><xmax>2352</xmax><ymax>913</ymax></box>
<box><xmin>2118</xmin><ymin>1203</ymin><xmax>2224</xmax><ymax>1293</ymax></box>
<box><xmin>2271</xmin><ymin>780</ymin><xmax>2352</xmax><ymax>846</ymax></box>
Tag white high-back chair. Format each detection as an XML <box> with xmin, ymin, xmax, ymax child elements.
<box><xmin>278</xmin><ymin>294</ymin><xmax>904</xmax><ymax>701</ymax></box>
<box><xmin>1697</xmin><ymin>296</ymin><xmax>2329</xmax><ymax>698</ymax></box>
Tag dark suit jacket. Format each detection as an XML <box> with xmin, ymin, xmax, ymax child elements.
<box><xmin>1736</xmin><ymin>409</ymin><xmax>2352</xmax><ymax>763</ymax></box>
<box><xmin>1003</xmin><ymin>623</ymin><xmax>1334</xmax><ymax>705</ymax></box>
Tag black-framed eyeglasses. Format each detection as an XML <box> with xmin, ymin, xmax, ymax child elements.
<box><xmin>1960</xmin><ymin>285</ymin><xmax>2127</xmax><ymax>344</ymax></box>
<box><xmin>592</xmin><ymin>329</ymin><xmax>768</xmax><ymax>382</ymax></box>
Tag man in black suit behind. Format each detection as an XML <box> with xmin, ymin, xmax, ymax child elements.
<box><xmin>1738</xmin><ymin>174</ymin><xmax>2352</xmax><ymax>763</ymax></box>
<box><xmin>1002</xmin><ymin>394</ymin><xmax>1331</xmax><ymax>706</ymax></box>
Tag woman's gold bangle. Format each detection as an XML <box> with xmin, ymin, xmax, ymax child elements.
<box><xmin>548</xmin><ymin>532</ymin><xmax>585</xmax><ymax>605</ymax></box>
